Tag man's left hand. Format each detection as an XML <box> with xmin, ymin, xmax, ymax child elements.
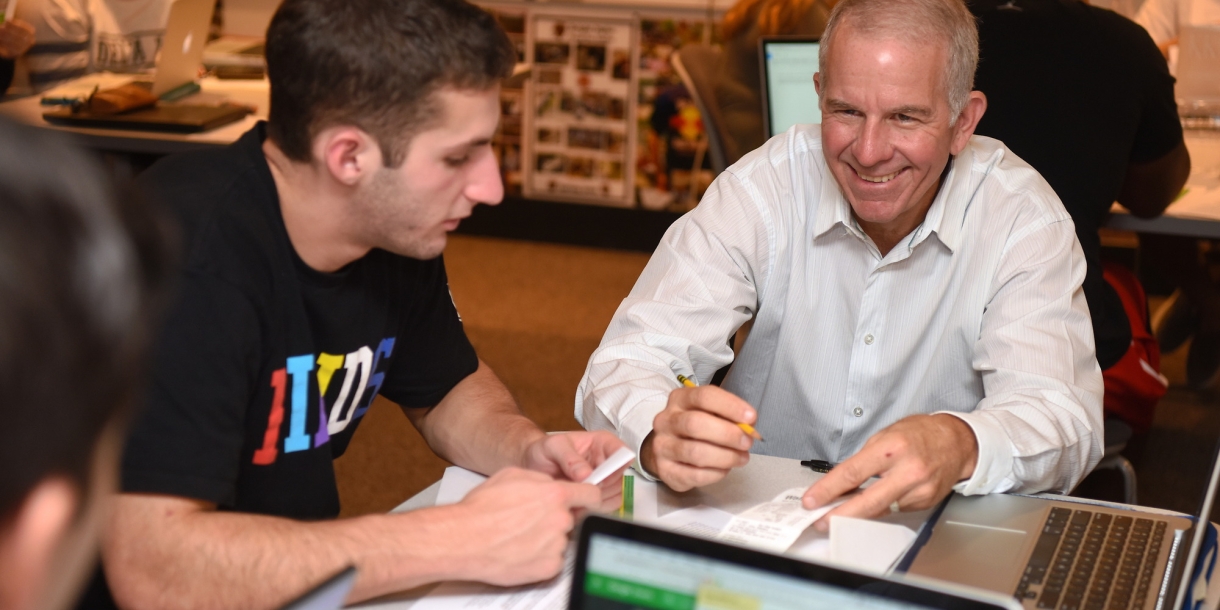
<box><xmin>802</xmin><ymin>414</ymin><xmax>978</xmax><ymax>531</ymax></box>
<box><xmin>0</xmin><ymin>19</ymin><xmax>34</xmax><ymax>60</ymax></box>
<box><xmin>522</xmin><ymin>431</ymin><xmax>627</xmax><ymax>510</ymax></box>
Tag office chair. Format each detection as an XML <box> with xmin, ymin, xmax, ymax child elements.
<box><xmin>1094</xmin><ymin>418</ymin><xmax>1139</xmax><ymax>505</ymax></box>
<box><xmin>670</xmin><ymin>44</ymin><xmax>733</xmax><ymax>175</ymax></box>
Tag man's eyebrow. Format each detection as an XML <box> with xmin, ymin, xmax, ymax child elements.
<box><xmin>889</xmin><ymin>105</ymin><xmax>933</xmax><ymax>118</ymax></box>
<box><xmin>823</xmin><ymin>98</ymin><xmax>857</xmax><ymax>112</ymax></box>
<box><xmin>445</xmin><ymin>136</ymin><xmax>494</xmax><ymax>153</ymax></box>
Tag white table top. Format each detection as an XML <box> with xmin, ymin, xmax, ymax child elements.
<box><xmin>1107</xmin><ymin>130</ymin><xmax>1220</xmax><ymax>238</ymax></box>
<box><xmin>0</xmin><ymin>76</ymin><xmax>268</xmax><ymax>155</ymax></box>
<box><xmin>379</xmin><ymin>454</ymin><xmax>1220</xmax><ymax>609</ymax></box>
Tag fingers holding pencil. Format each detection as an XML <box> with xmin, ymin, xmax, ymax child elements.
<box><xmin>641</xmin><ymin>377</ymin><xmax>761</xmax><ymax>492</ymax></box>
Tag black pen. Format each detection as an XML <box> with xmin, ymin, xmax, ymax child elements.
<box><xmin>801</xmin><ymin>459</ymin><xmax>837</xmax><ymax>473</ymax></box>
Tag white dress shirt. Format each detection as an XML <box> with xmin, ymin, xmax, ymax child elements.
<box><xmin>576</xmin><ymin>127</ymin><xmax>1104</xmax><ymax>496</ymax></box>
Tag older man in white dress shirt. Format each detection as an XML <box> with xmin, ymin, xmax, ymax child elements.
<box><xmin>576</xmin><ymin>0</ymin><xmax>1104</xmax><ymax>530</ymax></box>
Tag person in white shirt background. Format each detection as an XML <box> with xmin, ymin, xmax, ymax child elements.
<box><xmin>4</xmin><ymin>0</ymin><xmax>171</xmax><ymax>93</ymax></box>
<box><xmin>577</xmin><ymin>0</ymin><xmax>1104</xmax><ymax>532</ymax></box>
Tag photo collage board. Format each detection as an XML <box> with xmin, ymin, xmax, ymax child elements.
<box><xmin>525</xmin><ymin>16</ymin><xmax>637</xmax><ymax>207</ymax></box>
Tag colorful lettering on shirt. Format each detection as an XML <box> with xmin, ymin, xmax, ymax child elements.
<box><xmin>329</xmin><ymin>346</ymin><xmax>372</xmax><ymax>435</ymax></box>
<box><xmin>252</xmin><ymin>339</ymin><xmax>395</xmax><ymax>465</ymax></box>
<box><xmin>355</xmin><ymin>338</ymin><xmax>396</xmax><ymax>419</ymax></box>
<box><xmin>283</xmin><ymin>355</ymin><xmax>315</xmax><ymax>453</ymax></box>
<box><xmin>251</xmin><ymin>368</ymin><xmax>287</xmax><ymax>466</ymax></box>
<box><xmin>314</xmin><ymin>353</ymin><xmax>344</xmax><ymax>448</ymax></box>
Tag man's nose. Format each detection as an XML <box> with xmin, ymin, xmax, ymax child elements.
<box><xmin>465</xmin><ymin>150</ymin><xmax>504</xmax><ymax>207</ymax></box>
<box><xmin>851</xmin><ymin>119</ymin><xmax>893</xmax><ymax>168</ymax></box>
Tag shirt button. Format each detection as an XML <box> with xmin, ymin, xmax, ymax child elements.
<box><xmin>864</xmin><ymin>334</ymin><xmax>875</xmax><ymax>345</ymax></box>
<box><xmin>853</xmin><ymin>406</ymin><xmax>864</xmax><ymax>417</ymax></box>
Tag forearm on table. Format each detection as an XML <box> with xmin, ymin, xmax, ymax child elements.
<box><xmin>947</xmin><ymin>392</ymin><xmax>1102</xmax><ymax>495</ymax></box>
<box><xmin>410</xmin><ymin>360</ymin><xmax>545</xmax><ymax>474</ymax></box>
<box><xmin>104</xmin><ymin>496</ymin><xmax>489</xmax><ymax>609</ymax></box>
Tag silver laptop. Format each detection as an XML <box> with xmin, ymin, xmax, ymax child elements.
<box><xmin>150</xmin><ymin>0</ymin><xmax>216</xmax><ymax>97</ymax></box>
<box><xmin>906</xmin><ymin>441</ymin><xmax>1220</xmax><ymax>610</ymax></box>
<box><xmin>572</xmin><ymin>515</ymin><xmax>1023</xmax><ymax>610</ymax></box>
<box><xmin>759</xmin><ymin>37</ymin><xmax>821</xmax><ymax>139</ymax></box>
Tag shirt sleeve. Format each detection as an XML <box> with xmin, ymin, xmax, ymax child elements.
<box><xmin>121</xmin><ymin>273</ymin><xmax>262</xmax><ymax>505</ymax></box>
<box><xmin>378</xmin><ymin>256</ymin><xmax>479</xmax><ymax>410</ymax></box>
<box><xmin>1128</xmin><ymin>20</ymin><xmax>1185</xmax><ymax>164</ymax></box>
<box><xmin>575</xmin><ymin>171</ymin><xmax>772</xmax><ymax>464</ymax></box>
<box><xmin>943</xmin><ymin>216</ymin><xmax>1105</xmax><ymax>496</ymax></box>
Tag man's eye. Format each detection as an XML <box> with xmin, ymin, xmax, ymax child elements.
<box><xmin>896</xmin><ymin>114</ymin><xmax>915</xmax><ymax>123</ymax></box>
<box><xmin>444</xmin><ymin>155</ymin><xmax>470</xmax><ymax>167</ymax></box>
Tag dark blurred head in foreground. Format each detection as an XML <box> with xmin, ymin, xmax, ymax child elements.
<box><xmin>0</xmin><ymin>118</ymin><xmax>173</xmax><ymax>610</ymax></box>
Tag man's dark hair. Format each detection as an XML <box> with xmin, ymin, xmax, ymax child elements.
<box><xmin>0</xmin><ymin>119</ymin><xmax>174</xmax><ymax>520</ymax></box>
<box><xmin>265</xmin><ymin>0</ymin><xmax>517</xmax><ymax>166</ymax></box>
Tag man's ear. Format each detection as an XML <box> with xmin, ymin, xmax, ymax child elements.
<box><xmin>0</xmin><ymin>478</ymin><xmax>78</xmax><ymax>610</ymax></box>
<box><xmin>312</xmin><ymin>126</ymin><xmax>384</xmax><ymax>187</ymax></box>
<box><xmin>950</xmin><ymin>90</ymin><xmax>988</xmax><ymax>155</ymax></box>
<box><xmin>814</xmin><ymin>71</ymin><xmax>823</xmax><ymax>96</ymax></box>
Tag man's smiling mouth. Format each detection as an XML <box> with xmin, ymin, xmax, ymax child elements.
<box><xmin>857</xmin><ymin>169</ymin><xmax>901</xmax><ymax>183</ymax></box>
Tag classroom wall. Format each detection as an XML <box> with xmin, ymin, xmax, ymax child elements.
<box><xmin>223</xmin><ymin>0</ymin><xmax>280</xmax><ymax>37</ymax></box>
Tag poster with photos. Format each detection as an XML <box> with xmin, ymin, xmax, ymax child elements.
<box><xmin>525</xmin><ymin>15</ymin><xmax>635</xmax><ymax>207</ymax></box>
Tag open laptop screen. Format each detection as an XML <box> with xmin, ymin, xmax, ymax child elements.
<box><xmin>583</xmin><ymin>534</ymin><xmax>926</xmax><ymax>609</ymax></box>
<box><xmin>571</xmin><ymin>516</ymin><xmax>1021</xmax><ymax>610</ymax></box>
<box><xmin>760</xmin><ymin>37</ymin><xmax>822</xmax><ymax>139</ymax></box>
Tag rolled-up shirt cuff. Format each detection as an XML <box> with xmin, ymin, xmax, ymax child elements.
<box><xmin>620</xmin><ymin>402</ymin><xmax>667</xmax><ymax>482</ymax></box>
<box><xmin>937</xmin><ymin>410</ymin><xmax>1015</xmax><ymax>496</ymax></box>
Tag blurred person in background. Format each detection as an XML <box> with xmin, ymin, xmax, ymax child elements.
<box><xmin>714</xmin><ymin>0</ymin><xmax>837</xmax><ymax>163</ymax></box>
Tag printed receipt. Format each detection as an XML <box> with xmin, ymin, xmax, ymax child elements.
<box><xmin>715</xmin><ymin>488</ymin><xmax>847</xmax><ymax>553</ymax></box>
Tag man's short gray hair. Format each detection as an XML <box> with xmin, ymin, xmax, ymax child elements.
<box><xmin>817</xmin><ymin>0</ymin><xmax>979</xmax><ymax>121</ymax></box>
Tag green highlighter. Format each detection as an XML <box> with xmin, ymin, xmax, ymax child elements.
<box><xmin>619</xmin><ymin>473</ymin><xmax>634</xmax><ymax>519</ymax></box>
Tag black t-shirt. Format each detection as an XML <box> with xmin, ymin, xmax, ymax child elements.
<box><xmin>123</xmin><ymin>123</ymin><xmax>479</xmax><ymax>520</ymax></box>
<box><xmin>970</xmin><ymin>0</ymin><xmax>1183</xmax><ymax>370</ymax></box>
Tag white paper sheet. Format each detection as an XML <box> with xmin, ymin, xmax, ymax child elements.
<box><xmin>655</xmin><ymin>505</ymin><xmax>734</xmax><ymax>539</ymax></box>
<box><xmin>715</xmin><ymin>488</ymin><xmax>846</xmax><ymax>553</ymax></box>
<box><xmin>581</xmin><ymin>447</ymin><xmax>635</xmax><ymax>485</ymax></box>
<box><xmin>828</xmin><ymin>516</ymin><xmax>918</xmax><ymax>574</ymax></box>
<box><xmin>389</xmin><ymin>562</ymin><xmax>571</xmax><ymax>610</ymax></box>
<box><xmin>434</xmin><ymin>467</ymin><xmax>487</xmax><ymax>506</ymax></box>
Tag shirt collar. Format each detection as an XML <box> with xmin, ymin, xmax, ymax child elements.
<box><xmin>811</xmin><ymin>140</ymin><xmax>979</xmax><ymax>254</ymax></box>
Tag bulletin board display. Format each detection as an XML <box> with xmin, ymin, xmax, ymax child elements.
<box><xmin>523</xmin><ymin>15</ymin><xmax>638</xmax><ymax>207</ymax></box>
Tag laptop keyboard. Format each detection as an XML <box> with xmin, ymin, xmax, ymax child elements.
<box><xmin>1014</xmin><ymin>507</ymin><xmax>1168</xmax><ymax>610</ymax></box>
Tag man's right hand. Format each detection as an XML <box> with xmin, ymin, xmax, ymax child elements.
<box><xmin>640</xmin><ymin>385</ymin><xmax>756</xmax><ymax>492</ymax></box>
<box><xmin>449</xmin><ymin>467</ymin><xmax>602</xmax><ymax>586</ymax></box>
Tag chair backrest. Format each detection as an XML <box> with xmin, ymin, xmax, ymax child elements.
<box><xmin>671</xmin><ymin>44</ymin><xmax>731</xmax><ymax>174</ymax></box>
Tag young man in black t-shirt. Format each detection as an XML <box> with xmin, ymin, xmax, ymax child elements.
<box><xmin>100</xmin><ymin>0</ymin><xmax>626</xmax><ymax>607</ymax></box>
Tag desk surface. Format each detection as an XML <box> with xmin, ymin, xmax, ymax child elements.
<box><xmin>379</xmin><ymin>454</ymin><xmax>1220</xmax><ymax>609</ymax></box>
<box><xmin>0</xmin><ymin>76</ymin><xmax>268</xmax><ymax>156</ymax></box>
<box><xmin>1107</xmin><ymin>130</ymin><xmax>1220</xmax><ymax>238</ymax></box>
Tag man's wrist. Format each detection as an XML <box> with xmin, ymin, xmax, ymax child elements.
<box><xmin>933</xmin><ymin>413</ymin><xmax>979</xmax><ymax>481</ymax></box>
<box><xmin>638</xmin><ymin>431</ymin><xmax>660</xmax><ymax>479</ymax></box>
<box><xmin>513</xmin><ymin>424</ymin><xmax>551</xmax><ymax>470</ymax></box>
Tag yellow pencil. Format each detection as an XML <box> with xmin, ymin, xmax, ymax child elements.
<box><xmin>675</xmin><ymin>374</ymin><xmax>764</xmax><ymax>441</ymax></box>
